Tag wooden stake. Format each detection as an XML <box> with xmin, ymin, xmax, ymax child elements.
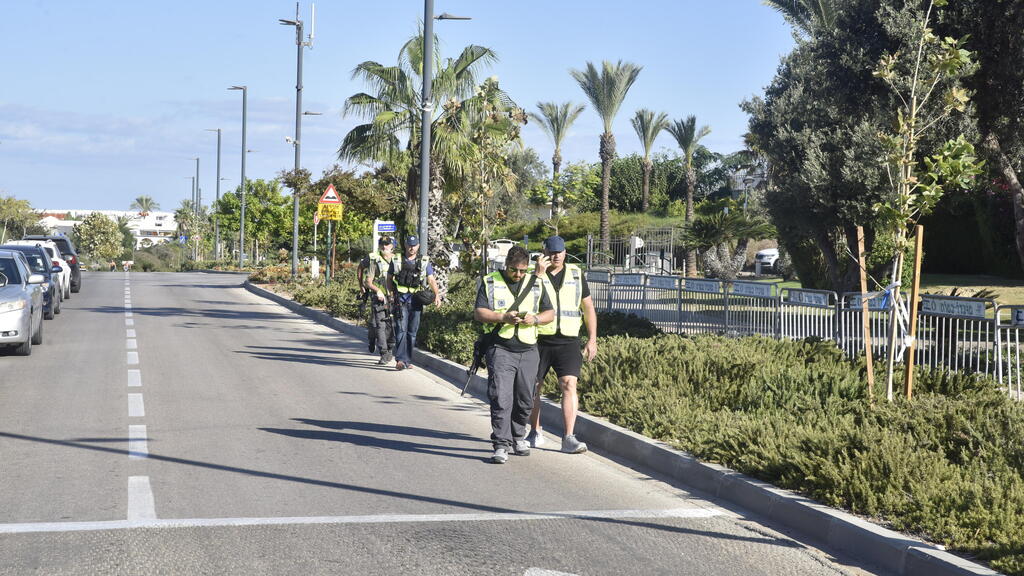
<box><xmin>857</xmin><ymin>226</ymin><xmax>875</xmax><ymax>401</ymax></box>
<box><xmin>903</xmin><ymin>225</ymin><xmax>924</xmax><ymax>399</ymax></box>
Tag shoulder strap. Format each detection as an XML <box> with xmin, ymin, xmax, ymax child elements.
<box><xmin>488</xmin><ymin>274</ymin><xmax>537</xmax><ymax>335</ymax></box>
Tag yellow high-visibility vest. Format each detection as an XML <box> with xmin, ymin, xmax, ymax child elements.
<box><xmin>367</xmin><ymin>251</ymin><xmax>397</xmax><ymax>280</ymax></box>
<box><xmin>538</xmin><ymin>264</ymin><xmax>584</xmax><ymax>337</ymax></box>
<box><xmin>481</xmin><ymin>271</ymin><xmax>544</xmax><ymax>344</ymax></box>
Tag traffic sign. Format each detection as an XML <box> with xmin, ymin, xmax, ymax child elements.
<box><xmin>317</xmin><ymin>203</ymin><xmax>343</xmax><ymax>221</ymax></box>
<box><xmin>377</xmin><ymin>222</ymin><xmax>397</xmax><ymax>232</ymax></box>
<box><xmin>318</xmin><ymin>184</ymin><xmax>342</xmax><ymax>204</ymax></box>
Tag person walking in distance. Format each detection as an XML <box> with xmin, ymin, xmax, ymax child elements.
<box><xmin>391</xmin><ymin>235</ymin><xmax>440</xmax><ymax>370</ymax></box>
<box><xmin>527</xmin><ymin>235</ymin><xmax>598</xmax><ymax>454</ymax></box>
<box><xmin>364</xmin><ymin>236</ymin><xmax>399</xmax><ymax>365</ymax></box>
<box><xmin>474</xmin><ymin>245</ymin><xmax>555</xmax><ymax>464</ymax></box>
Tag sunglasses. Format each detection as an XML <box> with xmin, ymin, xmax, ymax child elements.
<box><xmin>508</xmin><ymin>267</ymin><xmax>529</xmax><ymax>275</ymax></box>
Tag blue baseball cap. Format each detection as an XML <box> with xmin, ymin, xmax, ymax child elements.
<box><xmin>543</xmin><ymin>235</ymin><xmax>566</xmax><ymax>252</ymax></box>
<box><xmin>406</xmin><ymin>235</ymin><xmax>420</xmax><ymax>247</ymax></box>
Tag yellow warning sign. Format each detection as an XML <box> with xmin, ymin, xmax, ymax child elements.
<box><xmin>317</xmin><ymin>203</ymin><xmax>343</xmax><ymax>221</ymax></box>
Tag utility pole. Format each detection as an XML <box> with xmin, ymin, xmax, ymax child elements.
<box><xmin>281</xmin><ymin>3</ymin><xmax>315</xmax><ymax>279</ymax></box>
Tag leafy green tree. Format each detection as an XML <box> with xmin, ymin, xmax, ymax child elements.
<box><xmin>762</xmin><ymin>0</ymin><xmax>839</xmax><ymax>35</ymax></box>
<box><xmin>73</xmin><ymin>212</ymin><xmax>122</xmax><ymax>261</ymax></box>
<box><xmin>115</xmin><ymin>216</ymin><xmax>135</xmax><ymax>259</ymax></box>
<box><xmin>570</xmin><ymin>60</ymin><xmax>642</xmax><ymax>251</ymax></box>
<box><xmin>0</xmin><ymin>195</ymin><xmax>38</xmax><ymax>243</ymax></box>
<box><xmin>130</xmin><ymin>196</ymin><xmax>159</xmax><ymax>216</ymax></box>
<box><xmin>683</xmin><ymin>199</ymin><xmax>775</xmax><ymax>281</ymax></box>
<box><xmin>528</xmin><ymin>101</ymin><xmax>585</xmax><ymax>214</ymax></box>
<box><xmin>630</xmin><ymin>109</ymin><xmax>670</xmax><ymax>212</ymax></box>
<box><xmin>666</xmin><ymin>116</ymin><xmax>712</xmax><ymax>276</ymax></box>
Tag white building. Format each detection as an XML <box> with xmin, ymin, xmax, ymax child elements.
<box><xmin>37</xmin><ymin>210</ymin><xmax>179</xmax><ymax>249</ymax></box>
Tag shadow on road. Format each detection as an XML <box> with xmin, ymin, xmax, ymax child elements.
<box><xmin>260</xmin><ymin>427</ymin><xmax>489</xmax><ymax>462</ymax></box>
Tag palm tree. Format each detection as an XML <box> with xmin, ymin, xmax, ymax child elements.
<box><xmin>339</xmin><ymin>34</ymin><xmax>515</xmax><ymax>292</ymax></box>
<box><xmin>630</xmin><ymin>109</ymin><xmax>669</xmax><ymax>212</ymax></box>
<box><xmin>666</xmin><ymin>115</ymin><xmax>711</xmax><ymax>277</ymax></box>
<box><xmin>130</xmin><ymin>196</ymin><xmax>159</xmax><ymax>217</ymax></box>
<box><xmin>762</xmin><ymin>0</ymin><xmax>839</xmax><ymax>36</ymax></box>
<box><xmin>570</xmin><ymin>60</ymin><xmax>642</xmax><ymax>251</ymax></box>
<box><xmin>683</xmin><ymin>202</ymin><xmax>775</xmax><ymax>282</ymax></box>
<box><xmin>529</xmin><ymin>101</ymin><xmax>585</xmax><ymax>215</ymax></box>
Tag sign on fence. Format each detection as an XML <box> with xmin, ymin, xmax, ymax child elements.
<box><xmin>648</xmin><ymin>275</ymin><xmax>679</xmax><ymax>289</ymax></box>
<box><xmin>921</xmin><ymin>296</ymin><xmax>987</xmax><ymax>319</ymax></box>
<box><xmin>684</xmin><ymin>279</ymin><xmax>721</xmax><ymax>294</ymax></box>
<box><xmin>785</xmin><ymin>289</ymin><xmax>831</xmax><ymax>308</ymax></box>
<box><xmin>731</xmin><ymin>281</ymin><xmax>774</xmax><ymax>299</ymax></box>
<box><xmin>848</xmin><ymin>293</ymin><xmax>889</xmax><ymax>310</ymax></box>
<box><xmin>1014</xmin><ymin>308</ymin><xmax>1024</xmax><ymax>326</ymax></box>
<box><xmin>587</xmin><ymin>270</ymin><xmax>610</xmax><ymax>283</ymax></box>
<box><xmin>612</xmin><ymin>274</ymin><xmax>644</xmax><ymax>286</ymax></box>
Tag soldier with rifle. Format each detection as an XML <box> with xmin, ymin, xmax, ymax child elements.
<box><xmin>473</xmin><ymin>245</ymin><xmax>555</xmax><ymax>464</ymax></box>
<box><xmin>364</xmin><ymin>236</ymin><xmax>399</xmax><ymax>365</ymax></box>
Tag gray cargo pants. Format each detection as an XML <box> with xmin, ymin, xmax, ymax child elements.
<box><xmin>486</xmin><ymin>346</ymin><xmax>539</xmax><ymax>449</ymax></box>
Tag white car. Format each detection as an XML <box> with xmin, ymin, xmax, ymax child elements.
<box><xmin>755</xmin><ymin>248</ymin><xmax>780</xmax><ymax>271</ymax></box>
<box><xmin>9</xmin><ymin>240</ymin><xmax>70</xmax><ymax>299</ymax></box>
<box><xmin>0</xmin><ymin>250</ymin><xmax>45</xmax><ymax>355</ymax></box>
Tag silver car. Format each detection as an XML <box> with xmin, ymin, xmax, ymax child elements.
<box><xmin>0</xmin><ymin>249</ymin><xmax>45</xmax><ymax>356</ymax></box>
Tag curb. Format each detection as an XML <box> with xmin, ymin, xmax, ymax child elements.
<box><xmin>242</xmin><ymin>280</ymin><xmax>1000</xmax><ymax>576</ymax></box>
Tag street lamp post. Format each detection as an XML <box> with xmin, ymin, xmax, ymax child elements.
<box><xmin>281</xmin><ymin>3</ymin><xmax>315</xmax><ymax>279</ymax></box>
<box><xmin>194</xmin><ymin>157</ymin><xmax>201</xmax><ymax>259</ymax></box>
<box><xmin>206</xmin><ymin>128</ymin><xmax>222</xmax><ymax>260</ymax></box>
<box><xmin>228</xmin><ymin>85</ymin><xmax>248</xmax><ymax>267</ymax></box>
<box><xmin>418</xmin><ymin>2</ymin><xmax>470</xmax><ymax>259</ymax></box>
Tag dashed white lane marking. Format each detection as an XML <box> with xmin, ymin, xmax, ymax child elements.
<box><xmin>524</xmin><ymin>569</ymin><xmax>579</xmax><ymax>576</ymax></box>
<box><xmin>125</xmin><ymin>312</ymin><xmax>133</xmax><ymax>318</ymax></box>
<box><xmin>128</xmin><ymin>393</ymin><xmax>145</xmax><ymax>417</ymax></box>
<box><xmin>127</xmin><ymin>369</ymin><xmax>142</xmax><ymax>387</ymax></box>
<box><xmin>127</xmin><ymin>329</ymin><xmax>136</xmax><ymax>338</ymax></box>
<box><xmin>126</xmin><ymin>339</ymin><xmax>137</xmax><ymax>350</ymax></box>
<box><xmin>125</xmin><ymin>318</ymin><xmax>134</xmax><ymax>327</ymax></box>
<box><xmin>127</xmin><ymin>351</ymin><xmax>139</xmax><ymax>365</ymax></box>
<box><xmin>0</xmin><ymin>507</ymin><xmax>719</xmax><ymax>534</ymax></box>
<box><xmin>128</xmin><ymin>425</ymin><xmax>148</xmax><ymax>459</ymax></box>
<box><xmin>127</xmin><ymin>476</ymin><xmax>156</xmax><ymax>521</ymax></box>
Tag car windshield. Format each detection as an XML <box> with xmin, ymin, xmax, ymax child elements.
<box><xmin>0</xmin><ymin>257</ymin><xmax>22</xmax><ymax>285</ymax></box>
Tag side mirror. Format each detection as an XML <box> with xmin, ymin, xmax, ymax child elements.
<box><xmin>52</xmin><ymin>265</ymin><xmax>63</xmax><ymax>273</ymax></box>
<box><xmin>27</xmin><ymin>274</ymin><xmax>45</xmax><ymax>285</ymax></box>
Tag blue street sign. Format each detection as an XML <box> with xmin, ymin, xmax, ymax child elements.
<box><xmin>178</xmin><ymin>235</ymin><xmax>187</xmax><ymax>244</ymax></box>
<box><xmin>377</xmin><ymin>222</ymin><xmax>397</xmax><ymax>232</ymax></box>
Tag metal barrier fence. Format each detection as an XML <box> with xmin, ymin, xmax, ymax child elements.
<box><xmin>586</xmin><ymin>269</ymin><xmax>1022</xmax><ymax>395</ymax></box>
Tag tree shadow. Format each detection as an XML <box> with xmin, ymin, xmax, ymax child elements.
<box><xmin>260</xmin><ymin>427</ymin><xmax>489</xmax><ymax>462</ymax></box>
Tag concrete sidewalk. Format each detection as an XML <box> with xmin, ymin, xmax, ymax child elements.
<box><xmin>244</xmin><ymin>280</ymin><xmax>999</xmax><ymax>576</ymax></box>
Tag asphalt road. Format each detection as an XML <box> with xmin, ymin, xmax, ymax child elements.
<box><xmin>0</xmin><ymin>271</ymin><xmax>881</xmax><ymax>576</ymax></box>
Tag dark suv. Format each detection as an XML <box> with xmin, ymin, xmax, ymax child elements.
<box><xmin>23</xmin><ymin>235</ymin><xmax>81</xmax><ymax>293</ymax></box>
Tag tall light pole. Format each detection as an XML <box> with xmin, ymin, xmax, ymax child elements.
<box><xmin>194</xmin><ymin>157</ymin><xmax>201</xmax><ymax>260</ymax></box>
<box><xmin>281</xmin><ymin>3</ymin><xmax>315</xmax><ymax>279</ymax></box>
<box><xmin>228</xmin><ymin>85</ymin><xmax>248</xmax><ymax>267</ymax></box>
<box><xmin>418</xmin><ymin>3</ymin><xmax>470</xmax><ymax>258</ymax></box>
<box><xmin>206</xmin><ymin>128</ymin><xmax>222</xmax><ymax>260</ymax></box>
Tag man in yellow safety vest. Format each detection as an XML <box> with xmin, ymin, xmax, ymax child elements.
<box><xmin>527</xmin><ymin>235</ymin><xmax>598</xmax><ymax>454</ymax></box>
<box><xmin>473</xmin><ymin>245</ymin><xmax>555</xmax><ymax>464</ymax></box>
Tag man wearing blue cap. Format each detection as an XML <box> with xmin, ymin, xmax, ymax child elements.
<box><xmin>527</xmin><ymin>235</ymin><xmax>598</xmax><ymax>454</ymax></box>
<box><xmin>391</xmin><ymin>235</ymin><xmax>440</xmax><ymax>370</ymax></box>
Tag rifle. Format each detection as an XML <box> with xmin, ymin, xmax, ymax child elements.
<box><xmin>460</xmin><ymin>274</ymin><xmax>537</xmax><ymax>397</ymax></box>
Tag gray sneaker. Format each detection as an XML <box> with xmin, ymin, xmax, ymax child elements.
<box><xmin>491</xmin><ymin>447</ymin><xmax>509</xmax><ymax>464</ymax></box>
<box><xmin>513</xmin><ymin>440</ymin><xmax>531</xmax><ymax>456</ymax></box>
<box><xmin>561</xmin><ymin>435</ymin><xmax>588</xmax><ymax>454</ymax></box>
<box><xmin>525</xmin><ymin>429</ymin><xmax>546</xmax><ymax>448</ymax></box>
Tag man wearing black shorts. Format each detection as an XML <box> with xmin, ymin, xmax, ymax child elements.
<box><xmin>527</xmin><ymin>235</ymin><xmax>598</xmax><ymax>454</ymax></box>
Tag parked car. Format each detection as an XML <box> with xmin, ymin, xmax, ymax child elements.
<box><xmin>0</xmin><ymin>244</ymin><xmax>60</xmax><ymax>319</ymax></box>
<box><xmin>8</xmin><ymin>240</ymin><xmax>70</xmax><ymax>299</ymax></box>
<box><xmin>755</xmin><ymin>248</ymin><xmax>780</xmax><ymax>271</ymax></box>
<box><xmin>0</xmin><ymin>249</ymin><xmax>45</xmax><ymax>355</ymax></box>
<box><xmin>23</xmin><ymin>235</ymin><xmax>81</xmax><ymax>293</ymax></box>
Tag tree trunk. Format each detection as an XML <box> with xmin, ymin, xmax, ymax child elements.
<box><xmin>426</xmin><ymin>162</ymin><xmax>452</xmax><ymax>296</ymax></box>
<box><xmin>983</xmin><ymin>132</ymin><xmax>1024</xmax><ymax>272</ymax></box>
<box><xmin>551</xmin><ymin>151</ymin><xmax>562</xmax><ymax>216</ymax></box>
<box><xmin>599</xmin><ymin>132</ymin><xmax>615</xmax><ymax>253</ymax></box>
<box><xmin>685</xmin><ymin>169</ymin><xmax>697</xmax><ymax>277</ymax></box>
<box><xmin>641</xmin><ymin>159</ymin><xmax>652</xmax><ymax>213</ymax></box>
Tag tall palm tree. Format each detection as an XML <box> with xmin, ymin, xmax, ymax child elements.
<box><xmin>570</xmin><ymin>60</ymin><xmax>642</xmax><ymax>251</ymax></box>
<box><xmin>762</xmin><ymin>0</ymin><xmax>839</xmax><ymax>36</ymax></box>
<box><xmin>667</xmin><ymin>115</ymin><xmax>711</xmax><ymax>277</ymax></box>
<box><xmin>630</xmin><ymin>109</ymin><xmax>669</xmax><ymax>212</ymax></box>
<box><xmin>529</xmin><ymin>101</ymin><xmax>585</xmax><ymax>215</ymax></box>
<box><xmin>130</xmin><ymin>196</ymin><xmax>159</xmax><ymax>217</ymax></box>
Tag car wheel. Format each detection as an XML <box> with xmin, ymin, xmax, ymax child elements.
<box><xmin>71</xmin><ymin>284</ymin><xmax>80</xmax><ymax>294</ymax></box>
<box><xmin>44</xmin><ymin>304</ymin><xmax>55</xmax><ymax>320</ymax></box>
<box><xmin>14</xmin><ymin>334</ymin><xmax>32</xmax><ymax>356</ymax></box>
<box><xmin>54</xmin><ymin>294</ymin><xmax>61</xmax><ymax>314</ymax></box>
<box><xmin>31</xmin><ymin>316</ymin><xmax>43</xmax><ymax>345</ymax></box>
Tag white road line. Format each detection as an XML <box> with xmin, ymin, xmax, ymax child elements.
<box><xmin>0</xmin><ymin>507</ymin><xmax>720</xmax><ymax>535</ymax></box>
<box><xmin>127</xmin><ymin>329</ymin><xmax>136</xmax><ymax>338</ymax></box>
<box><xmin>126</xmin><ymin>318</ymin><xmax>134</xmax><ymax>327</ymax></box>
<box><xmin>125</xmin><ymin>301</ymin><xmax>132</xmax><ymax>307</ymax></box>
<box><xmin>128</xmin><ymin>425</ymin><xmax>148</xmax><ymax>459</ymax></box>
<box><xmin>125</xmin><ymin>312</ymin><xmax>133</xmax><ymax>318</ymax></box>
<box><xmin>127</xmin><ymin>369</ymin><xmax>142</xmax><ymax>387</ymax></box>
<box><xmin>128</xmin><ymin>393</ymin><xmax>145</xmax><ymax>417</ymax></box>
<box><xmin>126</xmin><ymin>339</ymin><xmax>137</xmax><ymax>350</ymax></box>
<box><xmin>127</xmin><ymin>351</ymin><xmax>139</xmax><ymax>365</ymax></box>
<box><xmin>127</xmin><ymin>476</ymin><xmax>156</xmax><ymax>521</ymax></box>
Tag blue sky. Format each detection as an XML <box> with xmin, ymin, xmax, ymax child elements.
<box><xmin>0</xmin><ymin>1</ymin><xmax>795</xmax><ymax>212</ymax></box>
